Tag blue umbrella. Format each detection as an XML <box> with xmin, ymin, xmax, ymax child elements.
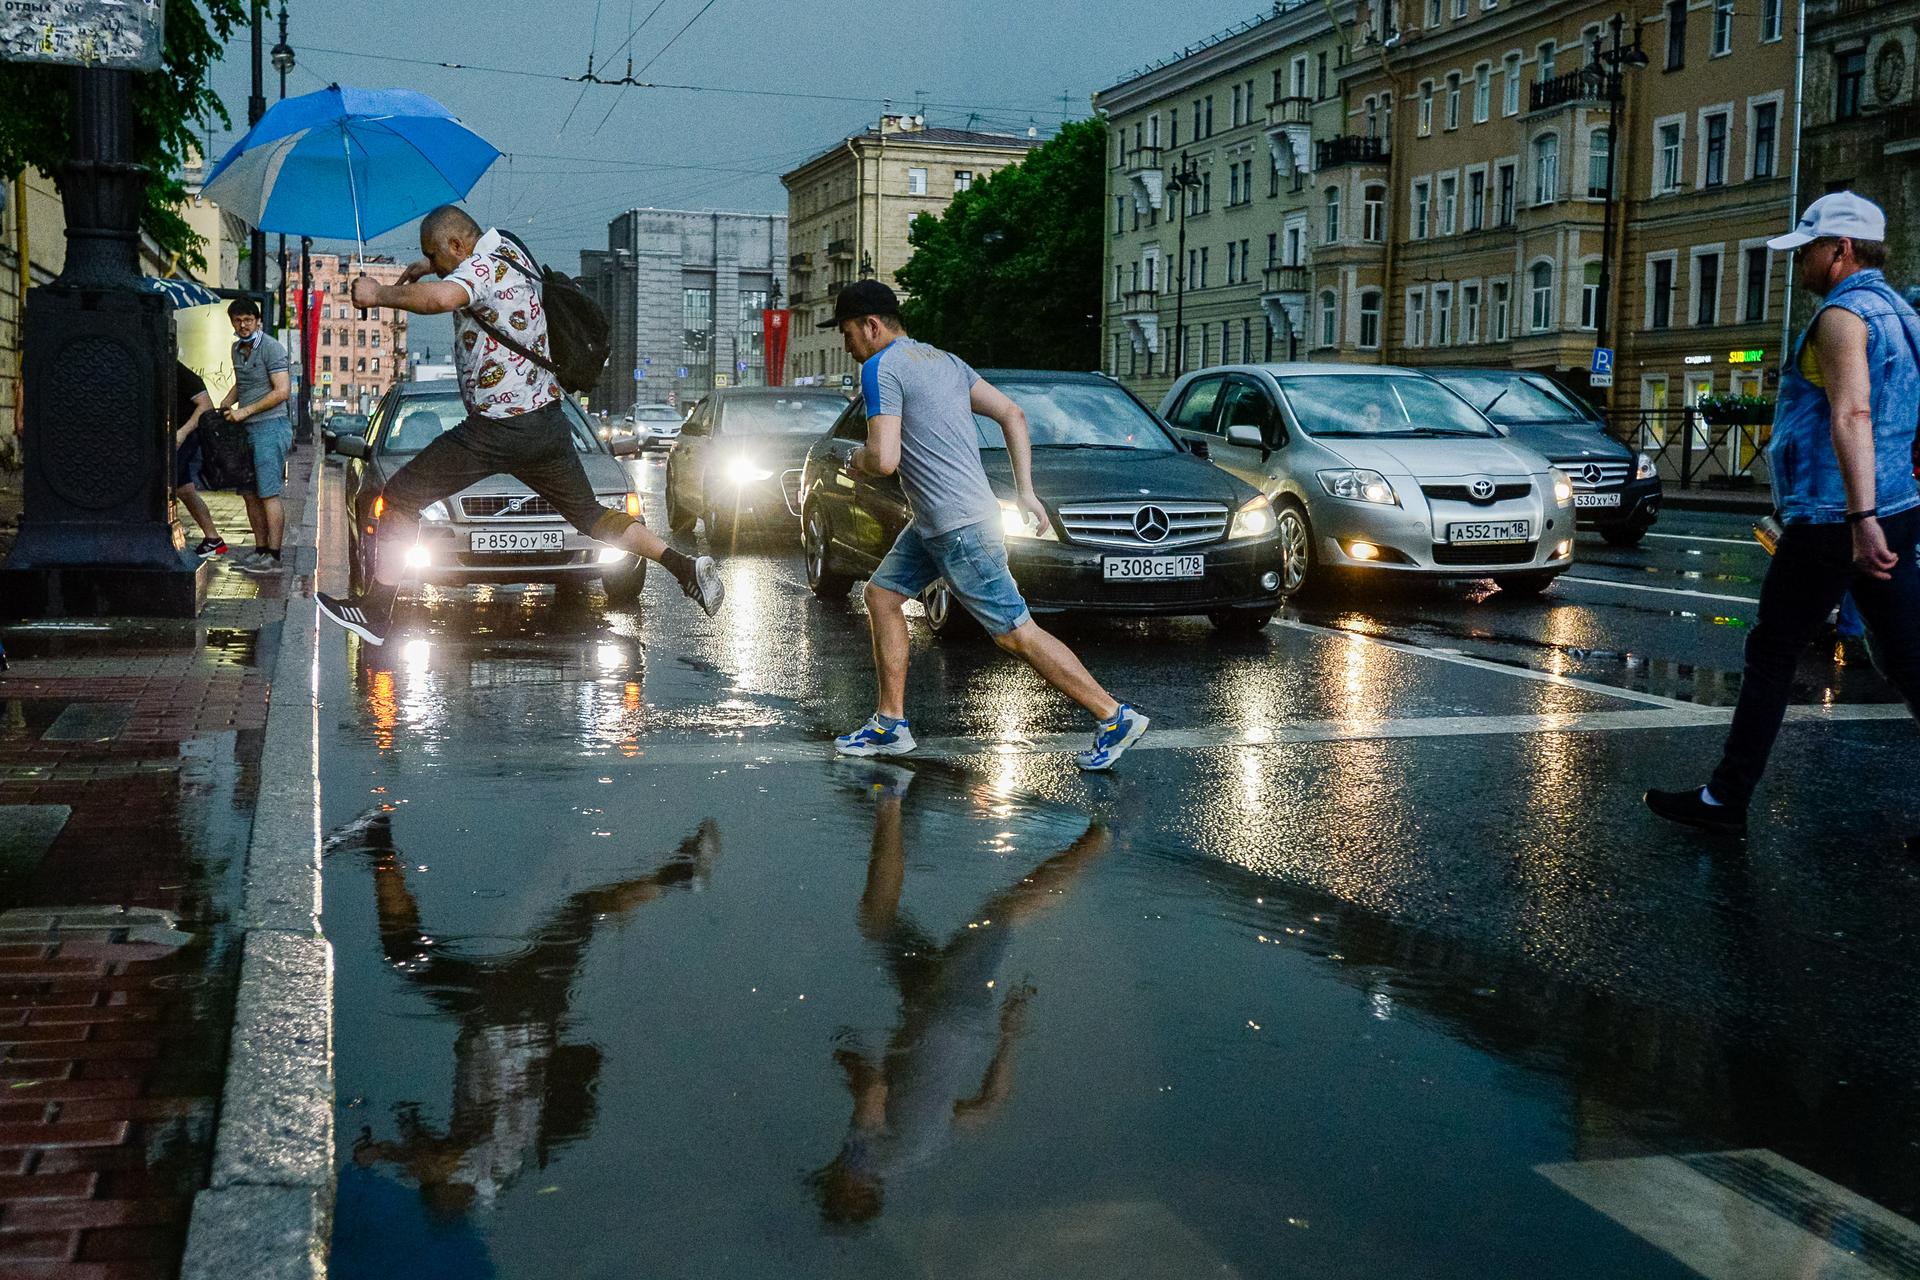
<box><xmin>202</xmin><ymin>83</ymin><xmax>500</xmax><ymax>254</ymax></box>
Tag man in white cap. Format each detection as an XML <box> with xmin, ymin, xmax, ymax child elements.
<box><xmin>1647</xmin><ymin>192</ymin><xmax>1920</xmax><ymax>848</ymax></box>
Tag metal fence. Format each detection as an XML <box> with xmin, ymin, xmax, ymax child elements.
<box><xmin>1602</xmin><ymin>408</ymin><xmax>1772</xmax><ymax>493</ymax></box>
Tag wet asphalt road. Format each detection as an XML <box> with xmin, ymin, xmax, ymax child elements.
<box><xmin>315</xmin><ymin>456</ymin><xmax>1920</xmax><ymax>1279</ymax></box>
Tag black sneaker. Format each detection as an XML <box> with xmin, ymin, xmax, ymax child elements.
<box><xmin>193</xmin><ymin>537</ymin><xmax>228</xmax><ymax>559</ymax></box>
<box><xmin>317</xmin><ymin>592</ymin><xmax>389</xmax><ymax>647</ymax></box>
<box><xmin>1644</xmin><ymin>787</ymin><xmax>1748</xmax><ymax>837</ymax></box>
<box><xmin>682</xmin><ymin>554</ymin><xmax>725</xmax><ymax>617</ymax></box>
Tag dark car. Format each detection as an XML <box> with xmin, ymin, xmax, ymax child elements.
<box><xmin>664</xmin><ymin>387</ymin><xmax>851</xmax><ymax>541</ymax></box>
<box><xmin>1427</xmin><ymin>368</ymin><xmax>1663</xmax><ymax>547</ymax></box>
<box><xmin>330</xmin><ymin>383</ymin><xmax>647</xmax><ymax>603</ymax></box>
<box><xmin>797</xmin><ymin>369</ymin><xmax>1287</xmax><ymax>636</ymax></box>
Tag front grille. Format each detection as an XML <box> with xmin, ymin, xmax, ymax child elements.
<box><xmin>463</xmin><ymin>494</ymin><xmax>561</xmax><ymax>519</ymax></box>
<box><xmin>1057</xmin><ymin>502</ymin><xmax>1228</xmax><ymax>550</ymax></box>
<box><xmin>1420</xmin><ymin>482</ymin><xmax>1533</xmax><ymax>504</ymax></box>
<box><xmin>453</xmin><ymin>550</ymin><xmax>593</xmax><ymax>568</ymax></box>
<box><xmin>1431</xmin><ymin>541</ymin><xmax>1537</xmax><ymax>566</ymax></box>
<box><xmin>1552</xmin><ymin>459</ymin><xmax>1631</xmax><ymax>489</ymax></box>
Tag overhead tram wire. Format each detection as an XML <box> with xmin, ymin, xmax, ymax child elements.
<box><xmin>593</xmin><ymin>0</ymin><xmax>727</xmax><ymax>136</ymax></box>
<box><xmin>557</xmin><ymin>0</ymin><xmax>609</xmax><ymax>135</ymax></box>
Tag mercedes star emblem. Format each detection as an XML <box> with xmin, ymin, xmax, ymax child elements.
<box><xmin>1133</xmin><ymin>505</ymin><xmax>1172</xmax><ymax>543</ymax></box>
<box><xmin>1468</xmin><ymin>478</ymin><xmax>1496</xmax><ymax>502</ymax></box>
<box><xmin>1581</xmin><ymin>463</ymin><xmax>1604</xmax><ymax>486</ymax></box>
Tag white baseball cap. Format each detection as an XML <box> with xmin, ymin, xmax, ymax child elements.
<box><xmin>1768</xmin><ymin>190</ymin><xmax>1888</xmax><ymax>250</ymax></box>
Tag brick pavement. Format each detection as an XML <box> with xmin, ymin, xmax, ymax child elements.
<box><xmin>0</xmin><ymin>453</ymin><xmax>314</xmax><ymax>1280</ymax></box>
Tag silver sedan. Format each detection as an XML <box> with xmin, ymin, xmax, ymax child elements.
<box><xmin>1159</xmin><ymin>364</ymin><xmax>1575</xmax><ymax>595</ymax></box>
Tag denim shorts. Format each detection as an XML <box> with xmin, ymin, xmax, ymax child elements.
<box><xmin>248</xmin><ymin>419</ymin><xmax>294</xmax><ymax>499</ymax></box>
<box><xmin>870</xmin><ymin>519</ymin><xmax>1032</xmax><ymax>636</ymax></box>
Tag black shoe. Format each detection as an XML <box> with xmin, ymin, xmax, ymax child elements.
<box><xmin>682</xmin><ymin>554</ymin><xmax>724</xmax><ymax>617</ymax></box>
<box><xmin>317</xmin><ymin>592</ymin><xmax>389</xmax><ymax>647</ymax></box>
<box><xmin>1645</xmin><ymin>787</ymin><xmax>1748</xmax><ymax>837</ymax></box>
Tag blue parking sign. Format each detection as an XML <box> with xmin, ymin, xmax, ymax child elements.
<box><xmin>1590</xmin><ymin>348</ymin><xmax>1614</xmax><ymax>376</ymax></box>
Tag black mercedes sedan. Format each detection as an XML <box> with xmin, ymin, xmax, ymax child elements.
<box><xmin>796</xmin><ymin>370</ymin><xmax>1288</xmax><ymax>636</ymax></box>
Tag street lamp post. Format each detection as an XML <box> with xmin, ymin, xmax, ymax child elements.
<box><xmin>270</xmin><ymin>3</ymin><xmax>294</xmax><ymax>331</ymax></box>
<box><xmin>247</xmin><ymin>0</ymin><xmax>267</xmax><ymax>296</ymax></box>
<box><xmin>1589</xmin><ymin>14</ymin><xmax>1648</xmax><ymax>408</ymax></box>
<box><xmin>1166</xmin><ymin>152</ymin><xmax>1201</xmax><ymax>377</ymax></box>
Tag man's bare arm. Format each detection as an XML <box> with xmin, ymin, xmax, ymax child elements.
<box><xmin>1813</xmin><ymin>307</ymin><xmax>1899</xmax><ymax>578</ymax></box>
<box><xmin>351</xmin><ymin>275</ymin><xmax>468</xmax><ymax>316</ymax></box>
<box><xmin>971</xmin><ymin>380</ymin><xmax>1047</xmax><ymax>534</ymax></box>
<box><xmin>852</xmin><ymin>415</ymin><xmax>902</xmax><ymax>476</ymax></box>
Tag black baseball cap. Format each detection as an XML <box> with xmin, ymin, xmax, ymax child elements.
<box><xmin>831</xmin><ymin>279</ymin><xmax>901</xmax><ymax>326</ymax></box>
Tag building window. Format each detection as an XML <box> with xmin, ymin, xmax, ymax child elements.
<box><xmin>1227</xmin><ymin>242</ymin><xmax>1239</xmax><ymax>284</ymax></box>
<box><xmin>1492</xmin><ymin>280</ymin><xmax>1511</xmax><ymax>340</ymax></box>
<box><xmin>1695</xmin><ymin>252</ymin><xmax>1721</xmax><ymax>325</ymax></box>
<box><xmin>1440</xmin><ymin>175</ymin><xmax>1458</xmax><ymax>234</ymax></box>
<box><xmin>954</xmin><ymin>170</ymin><xmax>973</xmax><ymax>192</ymax></box>
<box><xmin>1467</xmin><ymin>170</ymin><xmax>1486</xmax><ymax>230</ymax></box>
<box><xmin>1434</xmin><ymin>284</ymin><xmax>1453</xmax><ymax>345</ymax></box>
<box><xmin>321</xmin><ymin>329</ymin><xmax>331</xmax><ymax>347</ymax></box>
<box><xmin>1200</xmin><ymin>247</ymin><xmax>1209</xmax><ymax>288</ymax></box>
<box><xmin>1320</xmin><ymin>292</ymin><xmax>1338</xmax><ymax>347</ymax></box>
<box><xmin>1703</xmin><ymin>112</ymin><xmax>1729</xmax><ymax>186</ymax></box>
<box><xmin>682</xmin><ymin>286</ymin><xmax>714</xmax><ymax>385</ymax></box>
<box><xmin>1426</xmin><ymin>0</ymin><xmax>1441</xmax><ymax>26</ymax></box>
<box><xmin>1503</xmin><ymin>53</ymin><xmax>1522</xmax><ymax>115</ymax></box>
<box><xmin>1711</xmin><ymin>0</ymin><xmax>1734</xmax><ymax>55</ymax></box>
<box><xmin>1413</xmin><ymin>180</ymin><xmax>1431</xmax><ymax>238</ymax></box>
<box><xmin>1761</xmin><ymin>0</ymin><xmax>1782</xmax><ymax>41</ymax></box>
<box><xmin>1496</xmin><ymin>161</ymin><xmax>1517</xmax><ymax>226</ymax></box>
<box><xmin>1538</xmin><ymin>40</ymin><xmax>1556</xmax><ymax>80</ymax></box>
<box><xmin>1474</xmin><ymin>65</ymin><xmax>1491</xmax><ymax>122</ymax></box>
<box><xmin>1229</xmin><ymin>164</ymin><xmax>1241</xmax><ymax>206</ymax></box>
<box><xmin>1454</xmin><ymin>0</ymin><xmax>1468</xmax><ymax>17</ymax></box>
<box><xmin>1324</xmin><ymin>186</ymin><xmax>1342</xmax><ymax>243</ymax></box>
<box><xmin>1446</xmin><ymin>74</ymin><xmax>1462</xmax><ymax>129</ymax></box>
<box><xmin>1206</xmin><ymin>94</ymin><xmax>1215</xmax><ymax>135</ymax></box>
<box><xmin>1580</xmin><ymin>263</ymin><xmax>1601</xmax><ymax>329</ymax></box>
<box><xmin>1588</xmin><ymin>128</ymin><xmax>1611</xmax><ymax>197</ymax></box>
<box><xmin>1836</xmin><ymin>49</ymin><xmax>1865</xmax><ymax>120</ymax></box>
<box><xmin>1363</xmin><ymin>184</ymin><xmax>1387</xmax><ymax>241</ymax></box>
<box><xmin>1463</xmin><ymin>283</ymin><xmax>1481</xmax><ymax>341</ymax></box>
<box><xmin>1267</xmin><ymin>232</ymin><xmax>1279</xmax><ymax>267</ymax></box>
<box><xmin>1752</xmin><ymin>101</ymin><xmax>1778</xmax><ymax>179</ymax></box>
<box><xmin>1317</xmin><ymin>51</ymin><xmax>1330</xmax><ymax>99</ymax></box>
<box><xmin>1359</xmin><ymin>291</ymin><xmax>1382</xmax><ymax>348</ymax></box>
<box><xmin>1658</xmin><ymin>121</ymin><xmax>1683</xmax><ymax>193</ymax></box>
<box><xmin>1529</xmin><ymin>262</ymin><xmax>1555</xmax><ymax>333</ymax></box>
<box><xmin>1666</xmin><ymin>0</ymin><xmax>1687</xmax><ymax>69</ymax></box>
<box><xmin>1365</xmin><ymin>95</ymin><xmax>1380</xmax><ymax>137</ymax></box>
<box><xmin>907</xmin><ymin>167</ymin><xmax>928</xmax><ymax>195</ymax></box>
<box><xmin>1743</xmin><ymin>246</ymin><xmax>1769</xmax><ymax>322</ymax></box>
<box><xmin>1241</xmin><ymin>318</ymin><xmax>1253</xmax><ymax>363</ymax></box>
<box><xmin>1232</xmin><ymin>84</ymin><xmax>1244</xmax><ymax>127</ymax></box>
<box><xmin>320</xmin><ymin>355</ymin><xmax>331</xmax><ymax>372</ymax></box>
<box><xmin>1418</xmin><ymin>82</ymin><xmax>1434</xmax><ymax>136</ymax></box>
<box><xmin>1533</xmin><ymin>134</ymin><xmax>1559</xmax><ymax>205</ymax></box>
<box><xmin>1408</xmin><ymin>290</ymin><xmax>1427</xmax><ymax>347</ymax></box>
<box><xmin>1650</xmin><ymin>256</ymin><xmax>1674</xmax><ymax>328</ymax></box>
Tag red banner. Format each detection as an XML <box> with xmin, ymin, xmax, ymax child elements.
<box><xmin>300</xmin><ymin>289</ymin><xmax>326</xmax><ymax>393</ymax></box>
<box><xmin>762</xmin><ymin>309</ymin><xmax>791</xmax><ymax>387</ymax></box>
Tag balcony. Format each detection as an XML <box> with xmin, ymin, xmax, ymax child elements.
<box><xmin>1119</xmin><ymin>288</ymin><xmax>1160</xmax><ymax>355</ymax></box>
<box><xmin>826</xmin><ymin>280</ymin><xmax>847</xmax><ymax>298</ymax></box>
<box><xmin>1123</xmin><ymin>146</ymin><xmax>1165</xmax><ymax>215</ymax></box>
<box><xmin>1528</xmin><ymin>67</ymin><xmax>1607</xmax><ymax>114</ymax></box>
<box><xmin>789</xmin><ymin>251</ymin><xmax>812</xmax><ymax>270</ymax></box>
<box><xmin>827</xmin><ymin>238</ymin><xmax>854</xmax><ymax>261</ymax></box>
<box><xmin>1266</xmin><ymin>97</ymin><xmax>1314</xmax><ymax>181</ymax></box>
<box><xmin>1316</xmin><ymin>135</ymin><xmax>1388</xmax><ymax>168</ymax></box>
<box><xmin>788</xmin><ymin>289</ymin><xmax>810</xmax><ymax>305</ymax></box>
<box><xmin>1259</xmin><ymin>267</ymin><xmax>1309</xmax><ymax>341</ymax></box>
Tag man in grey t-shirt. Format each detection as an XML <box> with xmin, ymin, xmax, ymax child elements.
<box><xmin>828</xmin><ymin>281</ymin><xmax>1148</xmax><ymax>771</ymax></box>
<box><xmin>219</xmin><ymin>298</ymin><xmax>294</xmax><ymax>574</ymax></box>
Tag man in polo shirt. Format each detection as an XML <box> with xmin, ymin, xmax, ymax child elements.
<box><xmin>316</xmin><ymin>204</ymin><xmax>723</xmax><ymax>646</ymax></box>
<box><xmin>220</xmin><ymin>298</ymin><xmax>292</xmax><ymax>574</ymax></box>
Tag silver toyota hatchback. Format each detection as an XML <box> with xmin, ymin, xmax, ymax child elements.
<box><xmin>1159</xmin><ymin>364</ymin><xmax>1575</xmax><ymax>595</ymax></box>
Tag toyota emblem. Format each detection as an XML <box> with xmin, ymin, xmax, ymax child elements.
<box><xmin>1133</xmin><ymin>505</ymin><xmax>1172</xmax><ymax>543</ymax></box>
<box><xmin>1468</xmin><ymin>478</ymin><xmax>1496</xmax><ymax>501</ymax></box>
<box><xmin>1581</xmin><ymin>463</ymin><xmax>1604</xmax><ymax>486</ymax></box>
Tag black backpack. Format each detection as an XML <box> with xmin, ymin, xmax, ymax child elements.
<box><xmin>196</xmin><ymin>409</ymin><xmax>256</xmax><ymax>492</ymax></box>
<box><xmin>475</xmin><ymin>231</ymin><xmax>611</xmax><ymax>395</ymax></box>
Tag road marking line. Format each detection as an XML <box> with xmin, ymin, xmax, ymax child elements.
<box><xmin>1560</xmin><ymin>575</ymin><xmax>1759</xmax><ymax>605</ymax></box>
<box><xmin>1643</xmin><ymin>532</ymin><xmax>1763</xmax><ymax>548</ymax></box>
<box><xmin>1538</xmin><ymin>1149</ymin><xmax>1920</xmax><ymax>1280</ymax></box>
<box><xmin>1274</xmin><ymin>617</ymin><xmax>1698</xmax><ymax>710</ymax></box>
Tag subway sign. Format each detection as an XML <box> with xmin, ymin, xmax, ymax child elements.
<box><xmin>1727</xmin><ymin>349</ymin><xmax>1766</xmax><ymax>364</ymax></box>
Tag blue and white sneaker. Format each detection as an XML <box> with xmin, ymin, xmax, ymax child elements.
<box><xmin>834</xmin><ymin>715</ymin><xmax>916</xmax><ymax>757</ymax></box>
<box><xmin>1076</xmin><ymin>704</ymin><xmax>1149</xmax><ymax>771</ymax></box>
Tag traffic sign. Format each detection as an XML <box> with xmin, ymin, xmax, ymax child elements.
<box><xmin>677</xmin><ymin>366</ymin><xmax>689</xmax><ymax>379</ymax></box>
<box><xmin>1589</xmin><ymin>373</ymin><xmax>1613</xmax><ymax>388</ymax></box>
<box><xmin>633</xmin><ymin>367</ymin><xmax>644</xmax><ymax>381</ymax></box>
<box><xmin>737</xmin><ymin>360</ymin><xmax>749</xmax><ymax>373</ymax></box>
<box><xmin>1589</xmin><ymin>346</ymin><xmax>1615</xmax><ymax>389</ymax></box>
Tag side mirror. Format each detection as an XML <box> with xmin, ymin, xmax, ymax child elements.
<box><xmin>609</xmin><ymin>437</ymin><xmax>643</xmax><ymax>458</ymax></box>
<box><xmin>331</xmin><ymin>434</ymin><xmax>369</xmax><ymax>460</ymax></box>
<box><xmin>1225</xmin><ymin>423</ymin><xmax>1264</xmax><ymax>449</ymax></box>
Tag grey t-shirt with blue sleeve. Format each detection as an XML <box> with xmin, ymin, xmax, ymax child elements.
<box><xmin>862</xmin><ymin>337</ymin><xmax>1001</xmax><ymax>536</ymax></box>
<box><xmin>231</xmin><ymin>332</ymin><xmax>291</xmax><ymax>425</ymax></box>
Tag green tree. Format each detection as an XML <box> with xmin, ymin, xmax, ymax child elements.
<box><xmin>0</xmin><ymin>0</ymin><xmax>250</xmax><ymax>271</ymax></box>
<box><xmin>897</xmin><ymin>117</ymin><xmax>1106</xmax><ymax>370</ymax></box>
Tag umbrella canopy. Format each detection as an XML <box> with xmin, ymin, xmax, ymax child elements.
<box><xmin>201</xmin><ymin>84</ymin><xmax>500</xmax><ymax>247</ymax></box>
<box><xmin>147</xmin><ymin>277</ymin><xmax>222</xmax><ymax>308</ymax></box>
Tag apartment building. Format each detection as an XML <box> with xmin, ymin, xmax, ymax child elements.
<box><xmin>781</xmin><ymin>116</ymin><xmax>1038</xmax><ymax>387</ymax></box>
<box><xmin>1340</xmin><ymin>0</ymin><xmax>1798</xmax><ymax>414</ymax></box>
<box><xmin>1095</xmin><ymin>0</ymin><xmax>1359</xmax><ymax>406</ymax></box>
<box><xmin>286</xmin><ymin>254</ymin><xmax>410</xmax><ymax>414</ymax></box>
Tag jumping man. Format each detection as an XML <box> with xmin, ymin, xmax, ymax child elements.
<box><xmin>828</xmin><ymin>281</ymin><xmax>1148</xmax><ymax>770</ymax></box>
<box><xmin>317</xmin><ymin>205</ymin><xmax>723</xmax><ymax>645</ymax></box>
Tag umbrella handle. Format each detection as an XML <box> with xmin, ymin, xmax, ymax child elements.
<box><xmin>342</xmin><ymin>124</ymin><xmax>369</xmax><ymax>319</ymax></box>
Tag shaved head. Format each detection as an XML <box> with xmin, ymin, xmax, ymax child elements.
<box><xmin>420</xmin><ymin>204</ymin><xmax>480</xmax><ymax>247</ymax></box>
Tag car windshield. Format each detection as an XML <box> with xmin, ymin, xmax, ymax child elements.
<box><xmin>330</xmin><ymin>414</ymin><xmax>367</xmax><ymax>432</ymax></box>
<box><xmin>973</xmin><ymin>380</ymin><xmax>1175</xmax><ymax>451</ymax></box>
<box><xmin>719</xmin><ymin>395</ymin><xmax>847</xmax><ymax>436</ymax></box>
<box><xmin>1274</xmin><ymin>374</ymin><xmax>1499</xmax><ymax>439</ymax></box>
<box><xmin>633</xmin><ymin>407</ymin><xmax>680</xmax><ymax>421</ymax></box>
<box><xmin>1432</xmin><ymin>371</ymin><xmax>1595</xmax><ymax>425</ymax></box>
<box><xmin>378</xmin><ymin>397</ymin><xmax>600</xmax><ymax>454</ymax></box>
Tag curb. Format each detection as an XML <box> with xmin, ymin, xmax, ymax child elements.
<box><xmin>180</xmin><ymin>453</ymin><xmax>334</xmax><ymax>1280</ymax></box>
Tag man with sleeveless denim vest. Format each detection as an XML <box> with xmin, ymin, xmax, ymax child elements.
<box><xmin>1648</xmin><ymin>193</ymin><xmax>1920</xmax><ymax>846</ymax></box>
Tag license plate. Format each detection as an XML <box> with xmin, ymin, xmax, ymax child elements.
<box><xmin>1573</xmin><ymin>493</ymin><xmax>1621</xmax><ymax>508</ymax></box>
<box><xmin>470</xmin><ymin>529</ymin><xmax>565</xmax><ymax>553</ymax></box>
<box><xmin>1102</xmin><ymin>554</ymin><xmax>1205</xmax><ymax>581</ymax></box>
<box><xmin>1447</xmin><ymin>520</ymin><xmax>1531</xmax><ymax>545</ymax></box>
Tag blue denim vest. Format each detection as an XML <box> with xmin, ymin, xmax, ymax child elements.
<box><xmin>1769</xmin><ymin>270</ymin><xmax>1920</xmax><ymax>524</ymax></box>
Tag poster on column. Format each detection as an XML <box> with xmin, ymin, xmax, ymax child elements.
<box><xmin>762</xmin><ymin>309</ymin><xmax>791</xmax><ymax>387</ymax></box>
<box><xmin>0</xmin><ymin>0</ymin><xmax>165</xmax><ymax>70</ymax></box>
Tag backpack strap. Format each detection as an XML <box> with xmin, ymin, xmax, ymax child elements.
<box><xmin>469</xmin><ymin>232</ymin><xmax>558</xmax><ymax>375</ymax></box>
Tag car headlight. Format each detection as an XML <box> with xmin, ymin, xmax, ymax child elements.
<box><xmin>1228</xmin><ymin>493</ymin><xmax>1276</xmax><ymax>539</ymax></box>
<box><xmin>420</xmin><ymin>500</ymin><xmax>450</xmax><ymax>522</ymax></box>
<box><xmin>1318</xmin><ymin>469</ymin><xmax>1398</xmax><ymax>505</ymax></box>
<box><xmin>724</xmin><ymin>455</ymin><xmax>773</xmax><ymax>486</ymax></box>
<box><xmin>998</xmin><ymin>500</ymin><xmax>1058</xmax><ymax>540</ymax></box>
<box><xmin>1550</xmin><ymin>468</ymin><xmax>1574</xmax><ymax>506</ymax></box>
<box><xmin>1635</xmin><ymin>452</ymin><xmax>1657</xmax><ymax>481</ymax></box>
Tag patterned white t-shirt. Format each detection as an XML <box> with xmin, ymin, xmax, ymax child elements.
<box><xmin>447</xmin><ymin>229</ymin><xmax>563</xmax><ymax>420</ymax></box>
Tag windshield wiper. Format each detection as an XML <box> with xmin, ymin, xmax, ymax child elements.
<box><xmin>1481</xmin><ymin>385</ymin><xmax>1513</xmax><ymax>417</ymax></box>
<box><xmin>1397</xmin><ymin>427</ymin><xmax>1487</xmax><ymax>437</ymax></box>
